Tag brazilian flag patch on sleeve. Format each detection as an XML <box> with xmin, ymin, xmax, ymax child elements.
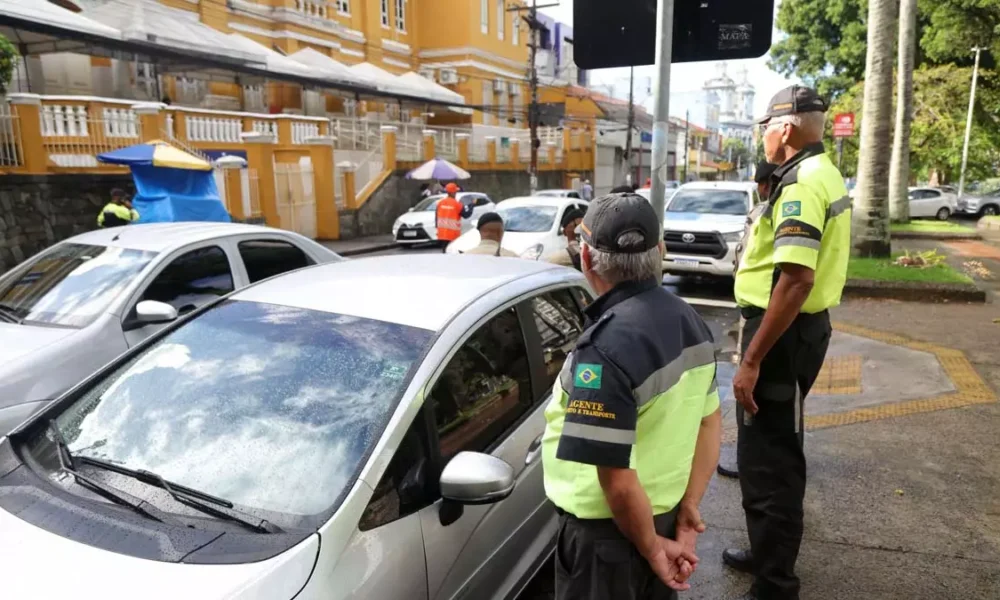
<box><xmin>574</xmin><ymin>363</ymin><xmax>603</xmax><ymax>390</ymax></box>
<box><xmin>781</xmin><ymin>200</ymin><xmax>802</xmax><ymax>217</ymax></box>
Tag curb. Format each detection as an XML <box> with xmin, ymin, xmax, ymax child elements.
<box><xmin>977</xmin><ymin>219</ymin><xmax>1000</xmax><ymax>232</ymax></box>
<box><xmin>890</xmin><ymin>231</ymin><xmax>981</xmax><ymax>241</ymax></box>
<box><xmin>336</xmin><ymin>242</ymin><xmax>399</xmax><ymax>257</ymax></box>
<box><xmin>844</xmin><ymin>278</ymin><xmax>987</xmax><ymax>303</ymax></box>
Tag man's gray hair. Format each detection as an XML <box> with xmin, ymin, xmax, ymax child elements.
<box><xmin>784</xmin><ymin>111</ymin><xmax>826</xmax><ymax>140</ymax></box>
<box><xmin>583</xmin><ymin>232</ymin><xmax>662</xmax><ymax>285</ymax></box>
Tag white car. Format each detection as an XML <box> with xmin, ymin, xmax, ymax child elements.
<box><xmin>445</xmin><ymin>196</ymin><xmax>590</xmax><ymax>260</ymax></box>
<box><xmin>908</xmin><ymin>186</ymin><xmax>958</xmax><ymax>220</ymax></box>
<box><xmin>0</xmin><ymin>222</ymin><xmax>340</xmax><ymax>434</ymax></box>
<box><xmin>392</xmin><ymin>192</ymin><xmax>495</xmax><ymax>245</ymax></box>
<box><xmin>958</xmin><ymin>189</ymin><xmax>1000</xmax><ymax>217</ymax></box>
<box><xmin>0</xmin><ymin>255</ymin><xmax>592</xmax><ymax>600</ymax></box>
<box><xmin>662</xmin><ymin>181</ymin><xmax>759</xmax><ymax>277</ymax></box>
<box><xmin>535</xmin><ymin>189</ymin><xmax>582</xmax><ymax>199</ymax></box>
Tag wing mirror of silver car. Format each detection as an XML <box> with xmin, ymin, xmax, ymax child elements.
<box><xmin>439</xmin><ymin>451</ymin><xmax>515</xmax><ymax>505</ymax></box>
<box><xmin>135</xmin><ymin>300</ymin><xmax>179</xmax><ymax>325</ymax></box>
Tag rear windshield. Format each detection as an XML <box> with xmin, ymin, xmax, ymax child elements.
<box><xmin>44</xmin><ymin>300</ymin><xmax>432</xmax><ymax>528</ymax></box>
<box><xmin>0</xmin><ymin>243</ymin><xmax>156</xmax><ymax>328</ymax></box>
<box><xmin>667</xmin><ymin>189</ymin><xmax>749</xmax><ymax>215</ymax></box>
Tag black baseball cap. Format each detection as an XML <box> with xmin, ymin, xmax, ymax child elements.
<box><xmin>110</xmin><ymin>188</ymin><xmax>127</xmax><ymax>199</ymax></box>
<box><xmin>476</xmin><ymin>212</ymin><xmax>503</xmax><ymax>230</ymax></box>
<box><xmin>754</xmin><ymin>85</ymin><xmax>827</xmax><ymax>125</ymax></box>
<box><xmin>560</xmin><ymin>207</ymin><xmax>585</xmax><ymax>229</ymax></box>
<box><xmin>580</xmin><ymin>193</ymin><xmax>660</xmax><ymax>254</ymax></box>
<box><xmin>754</xmin><ymin>161</ymin><xmax>777</xmax><ymax>183</ymax></box>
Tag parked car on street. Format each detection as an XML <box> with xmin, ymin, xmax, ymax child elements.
<box><xmin>908</xmin><ymin>186</ymin><xmax>958</xmax><ymax>220</ymax></box>
<box><xmin>0</xmin><ymin>255</ymin><xmax>591</xmax><ymax>600</ymax></box>
<box><xmin>392</xmin><ymin>192</ymin><xmax>495</xmax><ymax>245</ymax></box>
<box><xmin>445</xmin><ymin>196</ymin><xmax>589</xmax><ymax>259</ymax></box>
<box><xmin>661</xmin><ymin>181</ymin><xmax>759</xmax><ymax>277</ymax></box>
<box><xmin>958</xmin><ymin>188</ymin><xmax>1000</xmax><ymax>217</ymax></box>
<box><xmin>534</xmin><ymin>189</ymin><xmax>582</xmax><ymax>198</ymax></box>
<box><xmin>0</xmin><ymin>222</ymin><xmax>340</xmax><ymax>435</ymax></box>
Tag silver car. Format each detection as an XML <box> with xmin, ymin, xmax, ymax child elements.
<box><xmin>0</xmin><ymin>255</ymin><xmax>591</xmax><ymax>599</ymax></box>
<box><xmin>0</xmin><ymin>222</ymin><xmax>340</xmax><ymax>433</ymax></box>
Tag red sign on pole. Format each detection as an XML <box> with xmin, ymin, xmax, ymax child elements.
<box><xmin>832</xmin><ymin>113</ymin><xmax>855</xmax><ymax>138</ymax></box>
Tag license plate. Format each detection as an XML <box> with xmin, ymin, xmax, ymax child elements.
<box><xmin>402</xmin><ymin>231</ymin><xmax>417</xmax><ymax>238</ymax></box>
<box><xmin>674</xmin><ymin>259</ymin><xmax>699</xmax><ymax>266</ymax></box>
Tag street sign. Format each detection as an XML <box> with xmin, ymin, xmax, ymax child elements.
<box><xmin>832</xmin><ymin>113</ymin><xmax>855</xmax><ymax>138</ymax></box>
<box><xmin>573</xmin><ymin>0</ymin><xmax>774</xmax><ymax>69</ymax></box>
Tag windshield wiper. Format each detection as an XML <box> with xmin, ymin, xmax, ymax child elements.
<box><xmin>46</xmin><ymin>422</ymin><xmax>177</xmax><ymax>525</ymax></box>
<box><xmin>78</xmin><ymin>455</ymin><xmax>282</xmax><ymax>534</ymax></box>
<box><xmin>0</xmin><ymin>305</ymin><xmax>21</xmax><ymax>324</ymax></box>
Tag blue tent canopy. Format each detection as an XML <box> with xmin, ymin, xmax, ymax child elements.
<box><xmin>130</xmin><ymin>165</ymin><xmax>231</xmax><ymax>224</ymax></box>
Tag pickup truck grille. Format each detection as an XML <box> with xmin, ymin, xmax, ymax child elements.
<box><xmin>664</xmin><ymin>231</ymin><xmax>728</xmax><ymax>259</ymax></box>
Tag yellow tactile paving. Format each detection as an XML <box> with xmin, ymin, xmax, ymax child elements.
<box><xmin>720</xmin><ymin>322</ymin><xmax>997</xmax><ymax>444</ymax></box>
<box><xmin>810</xmin><ymin>354</ymin><xmax>863</xmax><ymax>395</ymax></box>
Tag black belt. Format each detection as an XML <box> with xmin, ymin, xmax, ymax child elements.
<box><xmin>740</xmin><ymin>306</ymin><xmax>829</xmax><ymax>320</ymax></box>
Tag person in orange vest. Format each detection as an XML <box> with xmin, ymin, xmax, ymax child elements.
<box><xmin>435</xmin><ymin>182</ymin><xmax>464</xmax><ymax>252</ymax></box>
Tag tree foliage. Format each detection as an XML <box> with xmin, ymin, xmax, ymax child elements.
<box><xmin>0</xmin><ymin>35</ymin><xmax>17</xmax><ymax>97</ymax></box>
<box><xmin>827</xmin><ymin>64</ymin><xmax>1000</xmax><ymax>183</ymax></box>
<box><xmin>722</xmin><ymin>137</ymin><xmax>752</xmax><ymax>170</ymax></box>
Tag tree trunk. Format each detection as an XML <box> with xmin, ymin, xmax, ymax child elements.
<box><xmin>852</xmin><ymin>0</ymin><xmax>896</xmax><ymax>257</ymax></box>
<box><xmin>889</xmin><ymin>0</ymin><xmax>917</xmax><ymax>224</ymax></box>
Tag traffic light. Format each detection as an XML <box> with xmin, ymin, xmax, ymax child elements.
<box><xmin>573</xmin><ymin>0</ymin><xmax>774</xmax><ymax>70</ymax></box>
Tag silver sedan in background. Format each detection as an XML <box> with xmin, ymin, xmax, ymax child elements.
<box><xmin>0</xmin><ymin>222</ymin><xmax>340</xmax><ymax>433</ymax></box>
<box><xmin>0</xmin><ymin>255</ymin><xmax>592</xmax><ymax>599</ymax></box>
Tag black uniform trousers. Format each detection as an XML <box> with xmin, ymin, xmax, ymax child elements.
<box><xmin>736</xmin><ymin>308</ymin><xmax>831</xmax><ymax>600</ymax></box>
<box><xmin>555</xmin><ymin>508</ymin><xmax>679</xmax><ymax>600</ymax></box>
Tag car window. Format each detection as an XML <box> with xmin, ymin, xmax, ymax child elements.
<box><xmin>460</xmin><ymin>196</ymin><xmax>474</xmax><ymax>206</ymax></box>
<box><xmin>414</xmin><ymin>194</ymin><xmax>445</xmax><ymax>211</ymax></box>
<box><xmin>475</xmin><ymin>196</ymin><xmax>491</xmax><ymax>207</ymax></box>
<box><xmin>496</xmin><ymin>206</ymin><xmax>559</xmax><ymax>232</ymax></box>
<box><xmin>238</xmin><ymin>240</ymin><xmax>314</xmax><ymax>284</ymax></box>
<box><xmin>667</xmin><ymin>189</ymin><xmax>749</xmax><ymax>215</ymax></box>
<box><xmin>570</xmin><ymin>286</ymin><xmax>592</xmax><ymax>309</ymax></box>
<box><xmin>568</xmin><ymin>191</ymin><xmax>581</xmax><ymax>198</ymax></box>
<box><xmin>359</xmin><ymin>413</ymin><xmax>433</xmax><ymax>531</ymax></box>
<box><xmin>926</xmin><ymin>190</ymin><xmax>941</xmax><ymax>198</ymax></box>
<box><xmin>43</xmin><ymin>301</ymin><xmax>433</xmax><ymax>529</ymax></box>
<box><xmin>141</xmin><ymin>246</ymin><xmax>234</xmax><ymax>315</ymax></box>
<box><xmin>0</xmin><ymin>243</ymin><xmax>157</xmax><ymax>328</ymax></box>
<box><xmin>429</xmin><ymin>307</ymin><xmax>533</xmax><ymax>461</ymax></box>
<box><xmin>528</xmin><ymin>290</ymin><xmax>585</xmax><ymax>395</ymax></box>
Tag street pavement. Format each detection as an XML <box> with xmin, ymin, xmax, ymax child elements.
<box><xmin>349</xmin><ymin>241</ymin><xmax>1000</xmax><ymax>599</ymax></box>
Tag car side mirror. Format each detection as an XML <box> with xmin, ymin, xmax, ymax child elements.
<box><xmin>408</xmin><ymin>207</ymin><xmax>415</xmax><ymax>212</ymax></box>
<box><xmin>439</xmin><ymin>451</ymin><xmax>514</xmax><ymax>505</ymax></box>
<box><xmin>135</xmin><ymin>300</ymin><xmax>178</xmax><ymax>325</ymax></box>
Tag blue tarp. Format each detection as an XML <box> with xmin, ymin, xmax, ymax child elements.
<box><xmin>130</xmin><ymin>165</ymin><xmax>231</xmax><ymax>224</ymax></box>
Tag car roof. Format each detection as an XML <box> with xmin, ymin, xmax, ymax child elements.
<box><xmin>536</xmin><ymin>189</ymin><xmax>575</xmax><ymax>194</ymax></box>
<box><xmin>62</xmin><ymin>222</ymin><xmax>292</xmax><ymax>253</ymax></box>
<box><xmin>426</xmin><ymin>191</ymin><xmax>485</xmax><ymax>199</ymax></box>
<box><xmin>497</xmin><ymin>196</ymin><xmax>584</xmax><ymax>208</ymax></box>
<box><xmin>677</xmin><ymin>181</ymin><xmax>755</xmax><ymax>192</ymax></box>
<box><xmin>232</xmin><ymin>255</ymin><xmax>565</xmax><ymax>331</ymax></box>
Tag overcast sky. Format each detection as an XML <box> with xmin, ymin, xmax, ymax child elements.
<box><xmin>539</xmin><ymin>0</ymin><xmax>800</xmax><ymax>122</ymax></box>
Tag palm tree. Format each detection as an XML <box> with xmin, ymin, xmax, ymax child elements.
<box><xmin>889</xmin><ymin>0</ymin><xmax>918</xmax><ymax>224</ymax></box>
<box><xmin>852</xmin><ymin>0</ymin><xmax>896</xmax><ymax>257</ymax></box>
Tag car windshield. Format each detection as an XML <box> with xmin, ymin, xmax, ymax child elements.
<box><xmin>47</xmin><ymin>300</ymin><xmax>432</xmax><ymax>527</ymax></box>
<box><xmin>0</xmin><ymin>243</ymin><xmax>156</xmax><ymax>328</ymax></box>
<box><xmin>667</xmin><ymin>189</ymin><xmax>749</xmax><ymax>215</ymax></box>
<box><xmin>497</xmin><ymin>206</ymin><xmax>559</xmax><ymax>232</ymax></box>
<box><xmin>413</xmin><ymin>194</ymin><xmax>446</xmax><ymax>211</ymax></box>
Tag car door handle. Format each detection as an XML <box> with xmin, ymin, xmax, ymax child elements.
<box><xmin>525</xmin><ymin>434</ymin><xmax>543</xmax><ymax>466</ymax></box>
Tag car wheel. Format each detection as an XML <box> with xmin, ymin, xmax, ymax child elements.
<box><xmin>936</xmin><ymin>207</ymin><xmax>951</xmax><ymax>221</ymax></box>
<box><xmin>982</xmin><ymin>205</ymin><xmax>999</xmax><ymax>216</ymax></box>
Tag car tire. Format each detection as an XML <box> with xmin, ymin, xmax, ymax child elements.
<box><xmin>982</xmin><ymin>205</ymin><xmax>999</xmax><ymax>217</ymax></box>
<box><xmin>936</xmin><ymin>207</ymin><xmax>951</xmax><ymax>221</ymax></box>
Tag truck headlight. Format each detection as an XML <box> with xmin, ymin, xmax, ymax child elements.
<box><xmin>520</xmin><ymin>243</ymin><xmax>544</xmax><ymax>261</ymax></box>
<box><xmin>722</xmin><ymin>231</ymin><xmax>742</xmax><ymax>243</ymax></box>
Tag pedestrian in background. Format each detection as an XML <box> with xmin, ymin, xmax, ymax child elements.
<box><xmin>718</xmin><ymin>159</ymin><xmax>778</xmax><ymax>479</ymax></box>
<box><xmin>97</xmin><ymin>188</ymin><xmax>139</xmax><ymax>228</ymax></box>
<box><xmin>461</xmin><ymin>212</ymin><xmax>518</xmax><ymax>256</ymax></box>
<box><xmin>435</xmin><ymin>183</ymin><xmax>463</xmax><ymax>253</ymax></box>
<box><xmin>725</xmin><ymin>85</ymin><xmax>851</xmax><ymax>600</ymax></box>
<box><xmin>542</xmin><ymin>192</ymin><xmax>722</xmax><ymax>600</ymax></box>
<box><xmin>581</xmin><ymin>179</ymin><xmax>594</xmax><ymax>201</ymax></box>
<box><xmin>543</xmin><ymin>207</ymin><xmax>585</xmax><ymax>270</ymax></box>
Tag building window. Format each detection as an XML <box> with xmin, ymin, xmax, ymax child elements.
<box><xmin>512</xmin><ymin>8</ymin><xmax>519</xmax><ymax>45</ymax></box>
<box><xmin>481</xmin><ymin>0</ymin><xmax>488</xmax><ymax>34</ymax></box>
<box><xmin>481</xmin><ymin>80</ymin><xmax>493</xmax><ymax>125</ymax></box>
<box><xmin>380</xmin><ymin>0</ymin><xmax>389</xmax><ymax>27</ymax></box>
<box><xmin>395</xmin><ymin>0</ymin><xmax>406</xmax><ymax>31</ymax></box>
<box><xmin>336</xmin><ymin>0</ymin><xmax>350</xmax><ymax>15</ymax></box>
<box><xmin>497</xmin><ymin>0</ymin><xmax>504</xmax><ymax>40</ymax></box>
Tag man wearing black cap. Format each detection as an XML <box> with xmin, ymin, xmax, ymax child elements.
<box><xmin>543</xmin><ymin>207</ymin><xmax>585</xmax><ymax>269</ymax></box>
<box><xmin>542</xmin><ymin>192</ymin><xmax>721</xmax><ymax>599</ymax></box>
<box><xmin>462</xmin><ymin>212</ymin><xmax>518</xmax><ymax>256</ymax></box>
<box><xmin>725</xmin><ymin>85</ymin><xmax>851</xmax><ymax>600</ymax></box>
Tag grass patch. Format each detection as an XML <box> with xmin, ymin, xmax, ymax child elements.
<box><xmin>890</xmin><ymin>220</ymin><xmax>974</xmax><ymax>233</ymax></box>
<box><xmin>984</xmin><ymin>215</ymin><xmax>1000</xmax><ymax>223</ymax></box>
<box><xmin>848</xmin><ymin>253</ymin><xmax>973</xmax><ymax>284</ymax></box>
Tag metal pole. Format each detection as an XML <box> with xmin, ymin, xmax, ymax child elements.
<box><xmin>625</xmin><ymin>67</ymin><xmax>635</xmax><ymax>186</ymax></box>
<box><xmin>682</xmin><ymin>109</ymin><xmax>690</xmax><ymax>183</ymax></box>
<box><xmin>837</xmin><ymin>138</ymin><xmax>844</xmax><ymax>171</ymax></box>
<box><xmin>958</xmin><ymin>46</ymin><xmax>982</xmax><ymax>199</ymax></box>
<box><xmin>649</xmin><ymin>0</ymin><xmax>675</xmax><ymax>233</ymax></box>
<box><xmin>527</xmin><ymin>0</ymin><xmax>540</xmax><ymax>194</ymax></box>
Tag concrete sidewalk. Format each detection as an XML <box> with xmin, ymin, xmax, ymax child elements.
<box><xmin>320</xmin><ymin>235</ymin><xmax>398</xmax><ymax>257</ymax></box>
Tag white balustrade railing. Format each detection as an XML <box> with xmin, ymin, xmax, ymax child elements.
<box><xmin>39</xmin><ymin>103</ymin><xmax>140</xmax><ymax>168</ymax></box>
<box><xmin>0</xmin><ymin>100</ymin><xmax>22</xmax><ymax>168</ymax></box>
<box><xmin>185</xmin><ymin>115</ymin><xmax>243</xmax><ymax>143</ymax></box>
<box><xmin>252</xmin><ymin>120</ymin><xmax>277</xmax><ymax>138</ymax></box>
<box><xmin>102</xmin><ymin>108</ymin><xmax>138</xmax><ymax>138</ymax></box>
<box><xmin>354</xmin><ymin>147</ymin><xmax>385</xmax><ymax>201</ymax></box>
<box><xmin>470</xmin><ymin>140</ymin><xmax>489</xmax><ymax>163</ymax></box>
<box><xmin>292</xmin><ymin>121</ymin><xmax>320</xmax><ymax>144</ymax></box>
<box><xmin>41</xmin><ymin>105</ymin><xmax>89</xmax><ymax>137</ymax></box>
